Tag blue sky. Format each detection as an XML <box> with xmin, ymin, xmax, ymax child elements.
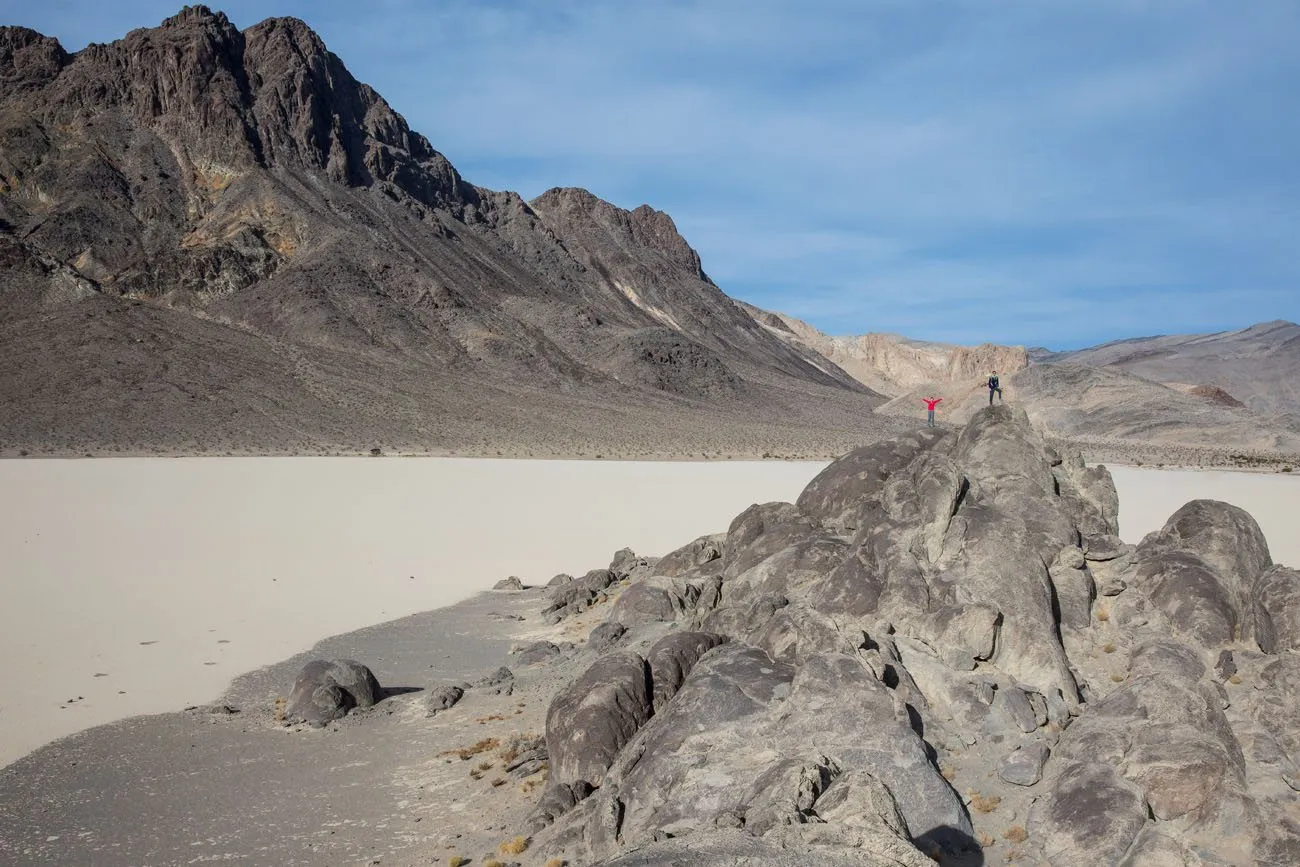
<box><xmin>5</xmin><ymin>1</ymin><xmax>1299</xmax><ymax>348</ymax></box>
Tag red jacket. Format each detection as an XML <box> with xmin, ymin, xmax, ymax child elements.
<box><xmin>924</xmin><ymin>398</ymin><xmax>943</xmax><ymax>410</ymax></box>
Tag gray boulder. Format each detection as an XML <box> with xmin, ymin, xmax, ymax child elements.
<box><xmin>1029</xmin><ymin>761</ymin><xmax>1149</xmax><ymax>864</ymax></box>
<box><xmin>795</xmin><ymin>429</ymin><xmax>950</xmax><ymax>533</ymax></box>
<box><xmin>653</xmin><ymin>533</ymin><xmax>724</xmax><ymax>578</ymax></box>
<box><xmin>545</xmin><ymin>651</ymin><xmax>652</xmax><ymax>790</ymax></box>
<box><xmin>1254</xmin><ymin>565</ymin><xmax>1300</xmax><ymax>653</ymax></box>
<box><xmin>644</xmin><ymin>630</ymin><xmax>727</xmax><ymax>712</ymax></box>
<box><xmin>587</xmin><ymin>622</ymin><xmax>627</xmax><ymax>653</ymax></box>
<box><xmin>493</xmin><ymin>575</ymin><xmax>525</xmax><ymax>590</ymax></box>
<box><xmin>1000</xmin><ymin>741</ymin><xmax>1049</xmax><ymax>786</ymax></box>
<box><xmin>608</xmin><ymin>577</ymin><xmax>694</xmax><ymax>626</ymax></box>
<box><xmin>425</xmin><ymin>684</ymin><xmax>463</xmax><ymax>716</ymax></box>
<box><xmin>284</xmin><ymin>659</ymin><xmax>382</xmax><ymax>726</ymax></box>
<box><xmin>1135</xmin><ymin>499</ymin><xmax>1273</xmax><ymax>646</ymax></box>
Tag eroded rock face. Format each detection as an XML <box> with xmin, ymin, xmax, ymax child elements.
<box><xmin>527</xmin><ymin>406</ymin><xmax>1298</xmax><ymax>866</ymax></box>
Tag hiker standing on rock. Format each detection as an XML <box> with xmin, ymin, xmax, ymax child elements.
<box><xmin>988</xmin><ymin>371</ymin><xmax>1003</xmax><ymax>405</ymax></box>
<box><xmin>923</xmin><ymin>396</ymin><xmax>942</xmax><ymax>427</ymax></box>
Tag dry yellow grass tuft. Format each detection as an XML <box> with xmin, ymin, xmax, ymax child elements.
<box><xmin>1096</xmin><ymin>606</ymin><xmax>1110</xmax><ymax>622</ymax></box>
<box><xmin>1004</xmin><ymin>825</ymin><xmax>1028</xmax><ymax>843</ymax></box>
<box><xmin>1230</xmin><ymin>674</ymin><xmax>1243</xmax><ymax>685</ymax></box>
<box><xmin>491</xmin><ymin>777</ymin><xmax>507</xmax><ymax>787</ymax></box>
<box><xmin>969</xmin><ymin>791</ymin><xmax>1002</xmax><ymax>813</ymax></box>
<box><xmin>545</xmin><ymin>860</ymin><xmax>565</xmax><ymax>867</ymax></box>
<box><xmin>977</xmin><ymin>831</ymin><xmax>995</xmax><ymax>848</ymax></box>
<box><xmin>484</xmin><ymin>860</ymin><xmax>504</xmax><ymax>867</ymax></box>
<box><xmin>1111</xmin><ymin>673</ymin><xmax>1126</xmax><ymax>683</ymax></box>
<box><xmin>499</xmin><ymin>835</ymin><xmax>529</xmax><ymax>855</ymax></box>
<box><xmin>940</xmin><ymin>765</ymin><xmax>957</xmax><ymax>781</ymax></box>
<box><xmin>477</xmin><ymin>760</ymin><xmax>494</xmax><ymax>771</ymax></box>
<box><xmin>440</xmin><ymin>737</ymin><xmax>501</xmax><ymax>760</ymax></box>
<box><xmin>1102</xmin><ymin>642</ymin><xmax>1116</xmax><ymax>653</ymax></box>
<box><xmin>448</xmin><ymin>857</ymin><xmax>465</xmax><ymax>867</ymax></box>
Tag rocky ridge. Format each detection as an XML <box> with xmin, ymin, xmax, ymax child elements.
<box><xmin>513</xmin><ymin>405</ymin><xmax>1300</xmax><ymax>865</ymax></box>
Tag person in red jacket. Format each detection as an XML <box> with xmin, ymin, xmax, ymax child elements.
<box><xmin>923</xmin><ymin>396</ymin><xmax>943</xmax><ymax>427</ymax></box>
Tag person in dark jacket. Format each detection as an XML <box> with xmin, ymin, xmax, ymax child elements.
<box><xmin>988</xmin><ymin>371</ymin><xmax>1003</xmax><ymax>405</ymax></box>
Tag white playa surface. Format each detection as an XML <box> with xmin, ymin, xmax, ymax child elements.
<box><xmin>1109</xmin><ymin>466</ymin><xmax>1300</xmax><ymax>558</ymax></box>
<box><xmin>0</xmin><ymin>457</ymin><xmax>824</xmax><ymax>767</ymax></box>
<box><xmin>2</xmin><ymin>458</ymin><xmax>1297</xmax><ymax>768</ymax></box>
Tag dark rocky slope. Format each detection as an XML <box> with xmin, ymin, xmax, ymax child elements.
<box><xmin>523</xmin><ymin>406</ymin><xmax>1300</xmax><ymax>865</ymax></box>
<box><xmin>0</xmin><ymin>7</ymin><xmax>883</xmax><ymax>456</ymax></box>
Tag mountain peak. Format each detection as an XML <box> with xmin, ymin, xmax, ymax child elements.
<box><xmin>159</xmin><ymin>5</ymin><xmax>231</xmax><ymax>29</ymax></box>
<box><xmin>0</xmin><ymin>26</ymin><xmax>71</xmax><ymax>93</ymax></box>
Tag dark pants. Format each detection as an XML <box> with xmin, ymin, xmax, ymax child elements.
<box><xmin>927</xmin><ymin>409</ymin><xmax>935</xmax><ymax>426</ymax></box>
<box><xmin>989</xmin><ymin>386</ymin><xmax>1002</xmax><ymax>405</ymax></box>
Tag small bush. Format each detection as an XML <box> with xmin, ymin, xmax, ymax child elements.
<box><xmin>545</xmin><ymin>860</ymin><xmax>566</xmax><ymax>867</ymax></box>
<box><xmin>484</xmin><ymin>861</ymin><xmax>504</xmax><ymax>867</ymax></box>
<box><xmin>1102</xmin><ymin>642</ymin><xmax>1116</xmax><ymax>653</ymax></box>
<box><xmin>969</xmin><ymin>791</ymin><xmax>1001</xmax><ymax>813</ymax></box>
<box><xmin>499</xmin><ymin>836</ymin><xmax>529</xmax><ymax>855</ymax></box>
<box><xmin>1230</xmin><ymin>674</ymin><xmax>1242</xmax><ymax>685</ymax></box>
<box><xmin>977</xmin><ymin>831</ymin><xmax>995</xmax><ymax>848</ymax></box>
<box><xmin>1004</xmin><ymin>825</ymin><xmax>1028</xmax><ymax>843</ymax></box>
<box><xmin>491</xmin><ymin>777</ymin><xmax>507</xmax><ymax>787</ymax></box>
<box><xmin>1096</xmin><ymin>606</ymin><xmax>1110</xmax><ymax>622</ymax></box>
<box><xmin>448</xmin><ymin>857</ymin><xmax>465</xmax><ymax>867</ymax></box>
<box><xmin>1111</xmin><ymin>673</ymin><xmax>1125</xmax><ymax>683</ymax></box>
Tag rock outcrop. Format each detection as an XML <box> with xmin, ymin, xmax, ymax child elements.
<box><xmin>523</xmin><ymin>405</ymin><xmax>1299</xmax><ymax>866</ymax></box>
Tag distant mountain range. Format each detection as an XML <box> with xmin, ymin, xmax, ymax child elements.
<box><xmin>0</xmin><ymin>7</ymin><xmax>1295</xmax><ymax>462</ymax></box>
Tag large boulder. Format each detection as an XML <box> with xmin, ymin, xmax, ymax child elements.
<box><xmin>545</xmin><ymin>651</ymin><xmax>653</xmax><ymax>790</ymax></box>
<box><xmin>284</xmin><ymin>659</ymin><xmax>382</xmax><ymax>726</ymax></box>
<box><xmin>644</xmin><ymin>630</ymin><xmax>727</xmax><ymax>712</ymax></box>
<box><xmin>795</xmin><ymin>428</ymin><xmax>950</xmax><ymax>533</ymax></box>
<box><xmin>1135</xmin><ymin>500</ymin><xmax>1272</xmax><ymax>646</ymax></box>
<box><xmin>1253</xmin><ymin>565</ymin><xmax>1300</xmax><ymax>653</ymax></box>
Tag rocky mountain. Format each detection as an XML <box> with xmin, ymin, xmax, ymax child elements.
<box><xmin>738</xmin><ymin>303</ymin><xmax>1028</xmax><ymax>398</ymax></box>
<box><xmin>0</xmin><ymin>7</ymin><xmax>890</xmax><ymax>457</ymax></box>
<box><xmin>1042</xmin><ymin>320</ymin><xmax>1300</xmax><ymax>418</ymax></box>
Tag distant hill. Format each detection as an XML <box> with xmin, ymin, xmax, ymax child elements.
<box><xmin>736</xmin><ymin>302</ymin><xmax>1028</xmax><ymax>397</ymax></box>
<box><xmin>877</xmin><ymin>362</ymin><xmax>1300</xmax><ymax>456</ymax></box>
<box><xmin>1042</xmin><ymin>321</ymin><xmax>1300</xmax><ymax>417</ymax></box>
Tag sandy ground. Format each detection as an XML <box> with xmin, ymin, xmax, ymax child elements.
<box><xmin>3</xmin><ymin>457</ymin><xmax>1297</xmax><ymax>771</ymax></box>
<box><xmin>0</xmin><ymin>457</ymin><xmax>827</xmax><ymax>768</ymax></box>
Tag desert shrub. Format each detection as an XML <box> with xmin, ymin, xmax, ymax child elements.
<box><xmin>1004</xmin><ymin>825</ymin><xmax>1028</xmax><ymax>843</ymax></box>
<box><xmin>499</xmin><ymin>835</ymin><xmax>529</xmax><ymax>854</ymax></box>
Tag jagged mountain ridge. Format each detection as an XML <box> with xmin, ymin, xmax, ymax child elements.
<box><xmin>0</xmin><ymin>6</ymin><xmax>890</xmax><ymax>454</ymax></box>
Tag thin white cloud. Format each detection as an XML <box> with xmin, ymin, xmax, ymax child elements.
<box><xmin>7</xmin><ymin>0</ymin><xmax>1300</xmax><ymax>346</ymax></box>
